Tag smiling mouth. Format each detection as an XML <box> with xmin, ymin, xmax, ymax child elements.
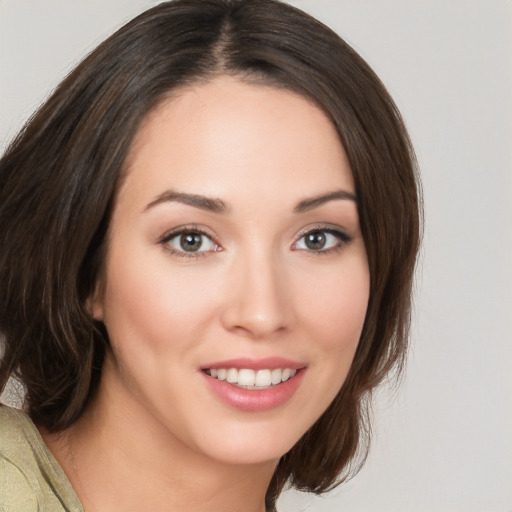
<box><xmin>203</xmin><ymin>368</ymin><xmax>298</xmax><ymax>390</ymax></box>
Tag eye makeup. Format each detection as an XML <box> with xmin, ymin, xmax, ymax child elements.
<box><xmin>158</xmin><ymin>224</ymin><xmax>222</xmax><ymax>259</ymax></box>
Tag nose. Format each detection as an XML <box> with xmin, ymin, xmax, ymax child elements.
<box><xmin>220</xmin><ymin>248</ymin><xmax>294</xmax><ymax>339</ymax></box>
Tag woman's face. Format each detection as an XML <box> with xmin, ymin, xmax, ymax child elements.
<box><xmin>91</xmin><ymin>77</ymin><xmax>370</xmax><ymax>465</ymax></box>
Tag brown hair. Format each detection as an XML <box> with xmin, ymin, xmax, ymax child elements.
<box><xmin>0</xmin><ymin>0</ymin><xmax>421</xmax><ymax>506</ymax></box>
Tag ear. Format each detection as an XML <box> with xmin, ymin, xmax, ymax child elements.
<box><xmin>85</xmin><ymin>281</ymin><xmax>105</xmax><ymax>321</ymax></box>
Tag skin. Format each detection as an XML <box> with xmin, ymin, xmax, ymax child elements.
<box><xmin>42</xmin><ymin>77</ymin><xmax>370</xmax><ymax>512</ymax></box>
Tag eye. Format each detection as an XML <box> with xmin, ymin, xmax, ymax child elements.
<box><xmin>293</xmin><ymin>228</ymin><xmax>350</xmax><ymax>253</ymax></box>
<box><xmin>160</xmin><ymin>229</ymin><xmax>220</xmax><ymax>256</ymax></box>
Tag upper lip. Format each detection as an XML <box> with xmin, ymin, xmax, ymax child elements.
<box><xmin>200</xmin><ymin>357</ymin><xmax>306</xmax><ymax>371</ymax></box>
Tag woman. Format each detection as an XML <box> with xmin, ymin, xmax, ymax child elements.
<box><xmin>0</xmin><ymin>1</ymin><xmax>421</xmax><ymax>511</ymax></box>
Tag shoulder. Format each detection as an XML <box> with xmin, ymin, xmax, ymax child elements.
<box><xmin>0</xmin><ymin>406</ymin><xmax>40</xmax><ymax>510</ymax></box>
<box><xmin>0</xmin><ymin>458</ymin><xmax>39</xmax><ymax>511</ymax></box>
<box><xmin>0</xmin><ymin>404</ymin><xmax>38</xmax><ymax>463</ymax></box>
<box><xmin>0</xmin><ymin>404</ymin><xmax>84</xmax><ymax>512</ymax></box>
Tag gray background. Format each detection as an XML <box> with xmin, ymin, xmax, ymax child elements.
<box><xmin>1</xmin><ymin>1</ymin><xmax>511</xmax><ymax>511</ymax></box>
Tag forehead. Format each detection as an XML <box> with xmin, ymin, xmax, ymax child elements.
<box><xmin>120</xmin><ymin>77</ymin><xmax>354</xmax><ymax>209</ymax></box>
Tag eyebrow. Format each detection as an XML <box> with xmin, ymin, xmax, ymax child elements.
<box><xmin>144</xmin><ymin>190</ymin><xmax>229</xmax><ymax>214</ymax></box>
<box><xmin>144</xmin><ymin>188</ymin><xmax>357</xmax><ymax>215</ymax></box>
<box><xmin>293</xmin><ymin>189</ymin><xmax>357</xmax><ymax>213</ymax></box>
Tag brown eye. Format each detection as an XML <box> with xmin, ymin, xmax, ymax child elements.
<box><xmin>180</xmin><ymin>232</ymin><xmax>204</xmax><ymax>252</ymax></box>
<box><xmin>163</xmin><ymin>230</ymin><xmax>218</xmax><ymax>255</ymax></box>
<box><xmin>294</xmin><ymin>228</ymin><xmax>351</xmax><ymax>253</ymax></box>
<box><xmin>304</xmin><ymin>231</ymin><xmax>326</xmax><ymax>250</ymax></box>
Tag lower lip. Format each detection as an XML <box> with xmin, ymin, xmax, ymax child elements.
<box><xmin>202</xmin><ymin>370</ymin><xmax>305</xmax><ymax>412</ymax></box>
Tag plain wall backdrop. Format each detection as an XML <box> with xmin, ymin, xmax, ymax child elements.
<box><xmin>1</xmin><ymin>1</ymin><xmax>511</xmax><ymax>511</ymax></box>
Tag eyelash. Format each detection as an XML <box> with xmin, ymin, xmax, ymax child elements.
<box><xmin>292</xmin><ymin>225</ymin><xmax>352</xmax><ymax>255</ymax></box>
<box><xmin>158</xmin><ymin>224</ymin><xmax>352</xmax><ymax>259</ymax></box>
<box><xmin>159</xmin><ymin>225</ymin><xmax>219</xmax><ymax>259</ymax></box>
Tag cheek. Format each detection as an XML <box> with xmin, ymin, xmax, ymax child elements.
<box><xmin>300</xmin><ymin>258</ymin><xmax>370</xmax><ymax>354</ymax></box>
<box><xmin>287</xmin><ymin>256</ymin><xmax>370</xmax><ymax>429</ymax></box>
<box><xmin>100</xmin><ymin>246</ymin><xmax>221</xmax><ymax>354</ymax></box>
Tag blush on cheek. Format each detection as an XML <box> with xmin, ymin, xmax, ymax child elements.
<box><xmin>103</xmin><ymin>252</ymin><xmax>220</xmax><ymax>353</ymax></box>
<box><xmin>306</xmin><ymin>280</ymin><xmax>369</xmax><ymax>348</ymax></box>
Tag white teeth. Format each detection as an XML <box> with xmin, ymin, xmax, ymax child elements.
<box><xmin>255</xmin><ymin>369</ymin><xmax>272</xmax><ymax>387</ymax></box>
<box><xmin>271</xmin><ymin>368</ymin><xmax>282</xmax><ymax>385</ymax></box>
<box><xmin>238</xmin><ymin>369</ymin><xmax>256</xmax><ymax>386</ymax></box>
<box><xmin>226</xmin><ymin>368</ymin><xmax>238</xmax><ymax>383</ymax></box>
<box><xmin>206</xmin><ymin>367</ymin><xmax>298</xmax><ymax>388</ymax></box>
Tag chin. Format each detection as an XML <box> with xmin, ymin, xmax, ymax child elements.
<box><xmin>199</xmin><ymin>434</ymin><xmax>292</xmax><ymax>467</ymax></box>
<box><xmin>183</xmin><ymin>412</ymin><xmax>314</xmax><ymax>467</ymax></box>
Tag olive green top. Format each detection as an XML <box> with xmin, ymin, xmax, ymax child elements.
<box><xmin>0</xmin><ymin>404</ymin><xmax>84</xmax><ymax>512</ymax></box>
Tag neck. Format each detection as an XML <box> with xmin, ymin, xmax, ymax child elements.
<box><xmin>41</xmin><ymin>358</ymin><xmax>277</xmax><ymax>512</ymax></box>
